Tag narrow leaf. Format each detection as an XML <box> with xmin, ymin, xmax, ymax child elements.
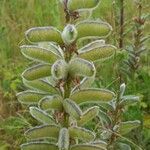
<box><xmin>91</xmin><ymin>140</ymin><xmax>107</xmax><ymax>148</ymax></box>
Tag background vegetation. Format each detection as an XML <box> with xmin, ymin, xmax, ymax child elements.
<box><xmin>0</xmin><ymin>0</ymin><xmax>149</xmax><ymax>149</ymax></box>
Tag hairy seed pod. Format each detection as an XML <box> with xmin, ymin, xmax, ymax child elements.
<box><xmin>69</xmin><ymin>58</ymin><xmax>96</xmax><ymax>77</ymax></box>
<box><xmin>17</xmin><ymin>90</ymin><xmax>46</xmax><ymax>104</ymax></box>
<box><xmin>25</xmin><ymin>124</ymin><xmax>60</xmax><ymax>140</ymax></box>
<box><xmin>51</xmin><ymin>59</ymin><xmax>68</xmax><ymax>79</ymax></box>
<box><xmin>61</xmin><ymin>24</ymin><xmax>78</xmax><ymax>45</ymax></box>
<box><xmin>21</xmin><ymin>45</ymin><xmax>60</xmax><ymax>64</ymax></box>
<box><xmin>29</xmin><ymin>107</ymin><xmax>54</xmax><ymax>124</ymax></box>
<box><xmin>63</xmin><ymin>99</ymin><xmax>82</xmax><ymax>119</ymax></box>
<box><xmin>22</xmin><ymin>64</ymin><xmax>51</xmax><ymax>81</ymax></box>
<box><xmin>76</xmin><ymin>20</ymin><xmax>112</xmax><ymax>40</ymax></box>
<box><xmin>58</xmin><ymin>128</ymin><xmax>69</xmax><ymax>150</ymax></box>
<box><xmin>67</xmin><ymin>0</ymin><xmax>100</xmax><ymax>11</ymax></box>
<box><xmin>21</xmin><ymin>142</ymin><xmax>58</xmax><ymax>150</ymax></box>
<box><xmin>69</xmin><ymin>126</ymin><xmax>95</xmax><ymax>142</ymax></box>
<box><xmin>25</xmin><ymin>26</ymin><xmax>63</xmax><ymax>44</ymax></box>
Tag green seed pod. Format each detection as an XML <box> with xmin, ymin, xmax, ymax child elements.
<box><xmin>61</xmin><ymin>24</ymin><xmax>78</xmax><ymax>45</ymax></box>
<box><xmin>25</xmin><ymin>124</ymin><xmax>60</xmax><ymax>140</ymax></box>
<box><xmin>69</xmin><ymin>58</ymin><xmax>96</xmax><ymax>77</ymax></box>
<box><xmin>91</xmin><ymin>140</ymin><xmax>107</xmax><ymax>148</ymax></box>
<box><xmin>23</xmin><ymin>78</ymin><xmax>59</xmax><ymax>94</ymax></box>
<box><xmin>78</xmin><ymin>45</ymin><xmax>117</xmax><ymax>62</ymax></box>
<box><xmin>67</xmin><ymin>0</ymin><xmax>100</xmax><ymax>11</ymax></box>
<box><xmin>76</xmin><ymin>20</ymin><xmax>112</xmax><ymax>40</ymax></box>
<box><xmin>70</xmin><ymin>88</ymin><xmax>115</xmax><ymax>104</ymax></box>
<box><xmin>29</xmin><ymin>107</ymin><xmax>54</xmax><ymax>124</ymax></box>
<box><xmin>22</xmin><ymin>64</ymin><xmax>51</xmax><ymax>81</ymax></box>
<box><xmin>21</xmin><ymin>142</ymin><xmax>58</xmax><ymax>150</ymax></box>
<box><xmin>70</xmin><ymin>144</ymin><xmax>106</xmax><ymax>150</ymax></box>
<box><xmin>63</xmin><ymin>99</ymin><xmax>82</xmax><ymax>119</ymax></box>
<box><xmin>78</xmin><ymin>106</ymin><xmax>99</xmax><ymax>126</ymax></box>
<box><xmin>39</xmin><ymin>95</ymin><xmax>63</xmax><ymax>111</ymax></box>
<box><xmin>21</xmin><ymin>45</ymin><xmax>60</xmax><ymax>64</ymax></box>
<box><xmin>58</xmin><ymin>128</ymin><xmax>69</xmax><ymax>150</ymax></box>
<box><xmin>69</xmin><ymin>126</ymin><xmax>95</xmax><ymax>142</ymax></box>
<box><xmin>17</xmin><ymin>90</ymin><xmax>46</xmax><ymax>104</ymax></box>
<box><xmin>51</xmin><ymin>59</ymin><xmax>68</xmax><ymax>79</ymax></box>
<box><xmin>25</xmin><ymin>26</ymin><xmax>63</xmax><ymax>44</ymax></box>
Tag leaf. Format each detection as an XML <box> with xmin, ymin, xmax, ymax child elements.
<box><xmin>70</xmin><ymin>88</ymin><xmax>115</xmax><ymax>104</ymax></box>
<box><xmin>70</xmin><ymin>144</ymin><xmax>106</xmax><ymax>150</ymax></box>
<box><xmin>119</xmin><ymin>83</ymin><xmax>126</xmax><ymax>98</ymax></box>
<box><xmin>23</xmin><ymin>78</ymin><xmax>59</xmax><ymax>94</ymax></box>
<box><xmin>25</xmin><ymin>124</ymin><xmax>60</xmax><ymax>140</ymax></box>
<box><xmin>119</xmin><ymin>120</ymin><xmax>141</xmax><ymax>135</ymax></box>
<box><xmin>63</xmin><ymin>99</ymin><xmax>82</xmax><ymax>119</ymax></box>
<box><xmin>78</xmin><ymin>45</ymin><xmax>116</xmax><ymax>62</ymax></box>
<box><xmin>25</xmin><ymin>26</ymin><xmax>63</xmax><ymax>44</ymax></box>
<box><xmin>58</xmin><ymin>128</ymin><xmax>69</xmax><ymax>150</ymax></box>
<box><xmin>21</xmin><ymin>45</ymin><xmax>60</xmax><ymax>64</ymax></box>
<box><xmin>69</xmin><ymin>58</ymin><xmax>95</xmax><ymax>77</ymax></box>
<box><xmin>76</xmin><ymin>20</ymin><xmax>112</xmax><ymax>40</ymax></box>
<box><xmin>29</xmin><ymin>107</ymin><xmax>54</xmax><ymax>124</ymax></box>
<box><xmin>69</xmin><ymin>126</ymin><xmax>95</xmax><ymax>142</ymax></box>
<box><xmin>114</xmin><ymin>142</ymin><xmax>131</xmax><ymax>150</ymax></box>
<box><xmin>39</xmin><ymin>95</ymin><xmax>63</xmax><ymax>111</ymax></box>
<box><xmin>22</xmin><ymin>64</ymin><xmax>51</xmax><ymax>80</ymax></box>
<box><xmin>17</xmin><ymin>90</ymin><xmax>46</xmax><ymax>104</ymax></box>
<box><xmin>91</xmin><ymin>140</ymin><xmax>107</xmax><ymax>148</ymax></box>
<box><xmin>77</xmin><ymin>106</ymin><xmax>99</xmax><ymax>126</ymax></box>
<box><xmin>51</xmin><ymin>59</ymin><xmax>68</xmax><ymax>79</ymax></box>
<box><xmin>67</xmin><ymin>0</ymin><xmax>100</xmax><ymax>11</ymax></box>
<box><xmin>21</xmin><ymin>142</ymin><xmax>58</xmax><ymax>150</ymax></box>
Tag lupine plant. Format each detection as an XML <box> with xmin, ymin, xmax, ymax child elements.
<box><xmin>17</xmin><ymin>0</ymin><xmax>141</xmax><ymax>150</ymax></box>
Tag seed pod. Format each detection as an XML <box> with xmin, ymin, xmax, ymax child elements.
<box><xmin>63</xmin><ymin>99</ymin><xmax>82</xmax><ymax>119</ymax></box>
<box><xmin>61</xmin><ymin>24</ymin><xmax>78</xmax><ymax>45</ymax></box>
<box><xmin>69</xmin><ymin>126</ymin><xmax>95</xmax><ymax>142</ymax></box>
<box><xmin>39</xmin><ymin>95</ymin><xmax>63</xmax><ymax>111</ymax></box>
<box><xmin>70</xmin><ymin>88</ymin><xmax>115</xmax><ymax>104</ymax></box>
<box><xmin>25</xmin><ymin>124</ymin><xmax>60</xmax><ymax>140</ymax></box>
<box><xmin>78</xmin><ymin>45</ymin><xmax>116</xmax><ymax>62</ymax></box>
<box><xmin>91</xmin><ymin>140</ymin><xmax>107</xmax><ymax>148</ymax></box>
<box><xmin>67</xmin><ymin>0</ymin><xmax>100</xmax><ymax>11</ymax></box>
<box><xmin>21</xmin><ymin>45</ymin><xmax>60</xmax><ymax>64</ymax></box>
<box><xmin>29</xmin><ymin>107</ymin><xmax>54</xmax><ymax>124</ymax></box>
<box><xmin>58</xmin><ymin>128</ymin><xmax>69</xmax><ymax>150</ymax></box>
<box><xmin>25</xmin><ymin>26</ymin><xmax>63</xmax><ymax>44</ymax></box>
<box><xmin>51</xmin><ymin>59</ymin><xmax>68</xmax><ymax>79</ymax></box>
<box><xmin>78</xmin><ymin>106</ymin><xmax>99</xmax><ymax>126</ymax></box>
<box><xmin>23</xmin><ymin>78</ymin><xmax>59</xmax><ymax>94</ymax></box>
<box><xmin>22</xmin><ymin>64</ymin><xmax>51</xmax><ymax>81</ymax></box>
<box><xmin>21</xmin><ymin>142</ymin><xmax>58</xmax><ymax>150</ymax></box>
<box><xmin>76</xmin><ymin>20</ymin><xmax>112</xmax><ymax>40</ymax></box>
<box><xmin>69</xmin><ymin>58</ymin><xmax>95</xmax><ymax>77</ymax></box>
<box><xmin>17</xmin><ymin>90</ymin><xmax>46</xmax><ymax>104</ymax></box>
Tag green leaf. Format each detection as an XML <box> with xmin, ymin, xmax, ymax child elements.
<box><xmin>23</xmin><ymin>78</ymin><xmax>59</xmax><ymax>94</ymax></box>
<box><xmin>25</xmin><ymin>26</ymin><xmax>63</xmax><ymax>44</ymax></box>
<box><xmin>119</xmin><ymin>120</ymin><xmax>141</xmax><ymax>135</ymax></box>
<box><xmin>63</xmin><ymin>99</ymin><xmax>82</xmax><ymax>119</ymax></box>
<box><xmin>69</xmin><ymin>58</ymin><xmax>95</xmax><ymax>77</ymax></box>
<box><xmin>119</xmin><ymin>83</ymin><xmax>126</xmax><ymax>98</ymax></box>
<box><xmin>21</xmin><ymin>45</ymin><xmax>60</xmax><ymax>64</ymax></box>
<box><xmin>76</xmin><ymin>20</ymin><xmax>112</xmax><ymax>40</ymax></box>
<box><xmin>67</xmin><ymin>0</ymin><xmax>100</xmax><ymax>11</ymax></box>
<box><xmin>21</xmin><ymin>142</ymin><xmax>58</xmax><ymax>150</ymax></box>
<box><xmin>58</xmin><ymin>128</ymin><xmax>69</xmax><ymax>150</ymax></box>
<box><xmin>39</xmin><ymin>95</ymin><xmax>63</xmax><ymax>111</ymax></box>
<box><xmin>22</xmin><ymin>64</ymin><xmax>51</xmax><ymax>80</ymax></box>
<box><xmin>51</xmin><ymin>59</ymin><xmax>68</xmax><ymax>79</ymax></box>
<box><xmin>17</xmin><ymin>90</ymin><xmax>46</xmax><ymax>104</ymax></box>
<box><xmin>25</xmin><ymin>124</ymin><xmax>60</xmax><ymax>140</ymax></box>
<box><xmin>69</xmin><ymin>127</ymin><xmax>95</xmax><ymax>142</ymax></box>
<box><xmin>78</xmin><ymin>45</ymin><xmax>116</xmax><ymax>62</ymax></box>
<box><xmin>70</xmin><ymin>88</ymin><xmax>115</xmax><ymax>104</ymax></box>
<box><xmin>114</xmin><ymin>142</ymin><xmax>131</xmax><ymax>150</ymax></box>
<box><xmin>77</xmin><ymin>106</ymin><xmax>99</xmax><ymax>126</ymax></box>
<box><xmin>29</xmin><ymin>107</ymin><xmax>55</xmax><ymax>124</ymax></box>
<box><xmin>70</xmin><ymin>144</ymin><xmax>106</xmax><ymax>150</ymax></box>
<box><xmin>91</xmin><ymin>140</ymin><xmax>107</xmax><ymax>148</ymax></box>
